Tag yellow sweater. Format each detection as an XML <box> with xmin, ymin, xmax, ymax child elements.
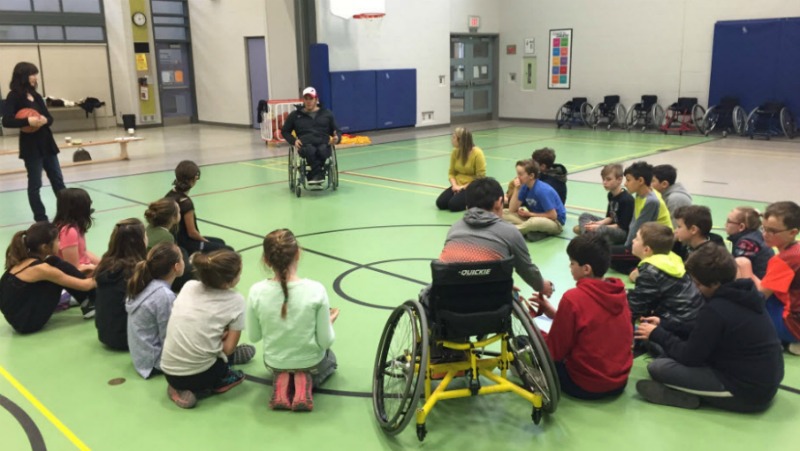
<box><xmin>448</xmin><ymin>147</ymin><xmax>486</xmax><ymax>186</ymax></box>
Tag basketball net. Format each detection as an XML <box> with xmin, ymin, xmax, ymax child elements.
<box><xmin>352</xmin><ymin>12</ymin><xmax>385</xmax><ymax>39</ymax></box>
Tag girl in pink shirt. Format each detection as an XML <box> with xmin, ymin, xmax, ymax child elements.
<box><xmin>53</xmin><ymin>188</ymin><xmax>99</xmax><ymax>274</ymax></box>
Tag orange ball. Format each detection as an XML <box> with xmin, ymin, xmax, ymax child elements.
<box><xmin>15</xmin><ymin>108</ymin><xmax>43</xmax><ymax>133</ymax></box>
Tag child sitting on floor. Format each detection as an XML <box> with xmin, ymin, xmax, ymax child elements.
<box><xmin>247</xmin><ymin>229</ymin><xmax>338</xmax><ymax>411</ymax></box>
<box><xmin>725</xmin><ymin>206</ymin><xmax>773</xmax><ymax>279</ymax></box>
<box><xmin>53</xmin><ymin>187</ymin><xmax>100</xmax><ymax>274</ymax></box>
<box><xmin>533</xmin><ymin>233</ymin><xmax>632</xmax><ymax>399</ymax></box>
<box><xmin>671</xmin><ymin>205</ymin><xmax>725</xmax><ymax>260</ymax></box>
<box><xmin>575</xmin><ymin>163</ymin><xmax>634</xmax><ymax>245</ymax></box>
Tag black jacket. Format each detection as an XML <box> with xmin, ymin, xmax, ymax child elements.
<box><xmin>650</xmin><ymin>279</ymin><xmax>784</xmax><ymax>407</ymax></box>
<box><xmin>95</xmin><ymin>269</ymin><xmax>129</xmax><ymax>350</ymax></box>
<box><xmin>1</xmin><ymin>90</ymin><xmax>60</xmax><ymax>160</ymax></box>
<box><xmin>281</xmin><ymin>105</ymin><xmax>342</xmax><ymax>147</ymax></box>
<box><xmin>628</xmin><ymin>253</ymin><xmax>704</xmax><ymax>323</ymax></box>
<box><xmin>728</xmin><ymin>229</ymin><xmax>774</xmax><ymax>279</ymax></box>
<box><xmin>540</xmin><ymin>163</ymin><xmax>568</xmax><ymax>204</ymax></box>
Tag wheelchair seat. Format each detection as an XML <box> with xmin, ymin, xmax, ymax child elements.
<box><xmin>639</xmin><ymin>95</ymin><xmax>658</xmax><ymax>111</ymax></box>
<box><xmin>672</xmin><ymin>97</ymin><xmax>698</xmax><ymax>114</ymax></box>
<box><xmin>372</xmin><ymin>258</ymin><xmax>560</xmax><ymax>440</ymax></box>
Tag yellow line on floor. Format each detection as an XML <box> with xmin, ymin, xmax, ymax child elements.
<box><xmin>341</xmin><ymin>171</ymin><xmax>446</xmax><ymax>190</ymax></box>
<box><xmin>338</xmin><ymin>177</ymin><xmax>438</xmax><ymax>196</ymax></box>
<box><xmin>0</xmin><ymin>365</ymin><xmax>90</xmax><ymax>450</ymax></box>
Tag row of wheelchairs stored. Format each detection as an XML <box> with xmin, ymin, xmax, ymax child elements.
<box><xmin>556</xmin><ymin>95</ymin><xmax>797</xmax><ymax>139</ymax></box>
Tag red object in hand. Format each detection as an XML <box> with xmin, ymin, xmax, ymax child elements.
<box><xmin>15</xmin><ymin>108</ymin><xmax>43</xmax><ymax>133</ymax></box>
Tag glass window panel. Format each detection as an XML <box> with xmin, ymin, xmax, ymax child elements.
<box><xmin>450</xmin><ymin>41</ymin><xmax>464</xmax><ymax>59</ymax></box>
<box><xmin>62</xmin><ymin>0</ymin><xmax>101</xmax><ymax>13</ymax></box>
<box><xmin>33</xmin><ymin>0</ymin><xmax>60</xmax><ymax>12</ymax></box>
<box><xmin>65</xmin><ymin>26</ymin><xmax>104</xmax><ymax>41</ymax></box>
<box><xmin>153</xmin><ymin>16</ymin><xmax>185</xmax><ymax>25</ymax></box>
<box><xmin>154</xmin><ymin>26</ymin><xmax>186</xmax><ymax>41</ymax></box>
<box><xmin>473</xmin><ymin>90</ymin><xmax>489</xmax><ymax>110</ymax></box>
<box><xmin>151</xmin><ymin>1</ymin><xmax>184</xmax><ymax>15</ymax></box>
<box><xmin>37</xmin><ymin>25</ymin><xmax>64</xmax><ymax>40</ymax></box>
<box><xmin>451</xmin><ymin>65</ymin><xmax>465</xmax><ymax>82</ymax></box>
<box><xmin>0</xmin><ymin>0</ymin><xmax>32</xmax><ymax>11</ymax></box>
<box><xmin>0</xmin><ymin>25</ymin><xmax>35</xmax><ymax>40</ymax></box>
<box><xmin>476</xmin><ymin>65</ymin><xmax>489</xmax><ymax>80</ymax></box>
<box><xmin>450</xmin><ymin>91</ymin><xmax>465</xmax><ymax>113</ymax></box>
<box><xmin>473</xmin><ymin>41</ymin><xmax>489</xmax><ymax>58</ymax></box>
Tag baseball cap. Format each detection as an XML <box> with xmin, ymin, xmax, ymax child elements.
<box><xmin>302</xmin><ymin>87</ymin><xmax>317</xmax><ymax>98</ymax></box>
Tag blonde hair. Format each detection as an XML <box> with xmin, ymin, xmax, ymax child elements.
<box><xmin>453</xmin><ymin>127</ymin><xmax>475</xmax><ymax>165</ymax></box>
<box><xmin>262</xmin><ymin>229</ymin><xmax>300</xmax><ymax>319</ymax></box>
<box><xmin>731</xmin><ymin>206</ymin><xmax>762</xmax><ymax>231</ymax></box>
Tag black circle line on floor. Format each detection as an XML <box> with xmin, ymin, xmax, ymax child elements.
<box><xmin>0</xmin><ymin>394</ymin><xmax>47</xmax><ymax>451</ymax></box>
<box><xmin>333</xmin><ymin>258</ymin><xmax>432</xmax><ymax>311</ymax></box>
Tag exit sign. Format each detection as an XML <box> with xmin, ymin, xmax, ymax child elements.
<box><xmin>468</xmin><ymin>16</ymin><xmax>480</xmax><ymax>29</ymax></box>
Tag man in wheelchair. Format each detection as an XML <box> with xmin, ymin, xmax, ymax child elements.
<box><xmin>281</xmin><ymin>87</ymin><xmax>342</xmax><ymax>184</ymax></box>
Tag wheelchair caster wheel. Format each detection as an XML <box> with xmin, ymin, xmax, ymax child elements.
<box><xmin>295</xmin><ymin>186</ymin><xmax>301</xmax><ymax>198</ymax></box>
<box><xmin>532</xmin><ymin>408</ymin><xmax>543</xmax><ymax>425</ymax></box>
<box><xmin>416</xmin><ymin>424</ymin><xmax>427</xmax><ymax>442</ymax></box>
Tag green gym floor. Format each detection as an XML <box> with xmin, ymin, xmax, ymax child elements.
<box><xmin>1</xmin><ymin>125</ymin><xmax>799</xmax><ymax>450</ymax></box>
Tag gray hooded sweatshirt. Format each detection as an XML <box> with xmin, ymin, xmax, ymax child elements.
<box><xmin>441</xmin><ymin>207</ymin><xmax>544</xmax><ymax>292</ymax></box>
<box><xmin>663</xmin><ymin>182</ymin><xmax>692</xmax><ymax>225</ymax></box>
<box><xmin>125</xmin><ymin>280</ymin><xmax>176</xmax><ymax>379</ymax></box>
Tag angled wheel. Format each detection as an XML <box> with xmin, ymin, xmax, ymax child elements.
<box><xmin>625</xmin><ymin>104</ymin><xmax>640</xmax><ymax>130</ymax></box>
<box><xmin>615</xmin><ymin>104</ymin><xmax>628</xmax><ymax>129</ymax></box>
<box><xmin>780</xmin><ymin>107</ymin><xmax>796</xmax><ymax>139</ymax></box>
<box><xmin>745</xmin><ymin>107</ymin><xmax>759</xmax><ymax>138</ymax></box>
<box><xmin>691</xmin><ymin>104</ymin><xmax>706</xmax><ymax>133</ymax></box>
<box><xmin>701</xmin><ymin>106</ymin><xmax>719</xmax><ymax>136</ymax></box>
<box><xmin>509</xmin><ymin>301</ymin><xmax>560</xmax><ymax>414</ymax></box>
<box><xmin>651</xmin><ymin>104</ymin><xmax>666</xmax><ymax>130</ymax></box>
<box><xmin>732</xmin><ymin>105</ymin><xmax>746</xmax><ymax>136</ymax></box>
<box><xmin>588</xmin><ymin>104</ymin><xmax>602</xmax><ymax>128</ymax></box>
<box><xmin>555</xmin><ymin>104</ymin><xmax>569</xmax><ymax>128</ymax></box>
<box><xmin>580</xmin><ymin>102</ymin><xmax>594</xmax><ymax>126</ymax></box>
<box><xmin>331</xmin><ymin>148</ymin><xmax>339</xmax><ymax>190</ymax></box>
<box><xmin>372</xmin><ymin>300</ymin><xmax>429</xmax><ymax>436</ymax></box>
<box><xmin>288</xmin><ymin>149</ymin><xmax>297</xmax><ymax>190</ymax></box>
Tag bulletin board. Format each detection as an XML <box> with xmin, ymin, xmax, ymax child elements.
<box><xmin>548</xmin><ymin>29</ymin><xmax>572</xmax><ymax>89</ymax></box>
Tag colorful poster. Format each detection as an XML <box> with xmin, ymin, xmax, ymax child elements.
<box><xmin>548</xmin><ymin>29</ymin><xmax>572</xmax><ymax>89</ymax></box>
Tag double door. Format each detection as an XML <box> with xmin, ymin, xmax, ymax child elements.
<box><xmin>450</xmin><ymin>35</ymin><xmax>496</xmax><ymax>121</ymax></box>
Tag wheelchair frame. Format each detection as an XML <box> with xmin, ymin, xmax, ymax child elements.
<box><xmin>287</xmin><ymin>144</ymin><xmax>339</xmax><ymax>197</ymax></box>
<box><xmin>372</xmin><ymin>261</ymin><xmax>559</xmax><ymax>441</ymax></box>
<box><xmin>588</xmin><ymin>95</ymin><xmax>627</xmax><ymax>130</ymax></box>
<box><xmin>744</xmin><ymin>102</ymin><xmax>796</xmax><ymax>140</ymax></box>
<box><xmin>556</xmin><ymin>97</ymin><xmax>593</xmax><ymax>129</ymax></box>
<box><xmin>625</xmin><ymin>95</ymin><xmax>664</xmax><ymax>132</ymax></box>
<box><xmin>700</xmin><ymin>97</ymin><xmax>746</xmax><ymax>137</ymax></box>
<box><xmin>659</xmin><ymin>97</ymin><xmax>705</xmax><ymax>135</ymax></box>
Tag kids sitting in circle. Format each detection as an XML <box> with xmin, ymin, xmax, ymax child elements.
<box><xmin>247</xmin><ymin>229</ymin><xmax>338</xmax><ymax>411</ymax></box>
<box><xmin>1</xmin><ymin>222</ymin><xmax>96</xmax><ymax>333</ymax></box>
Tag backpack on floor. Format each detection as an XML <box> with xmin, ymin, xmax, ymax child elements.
<box><xmin>73</xmin><ymin>148</ymin><xmax>92</xmax><ymax>162</ymax></box>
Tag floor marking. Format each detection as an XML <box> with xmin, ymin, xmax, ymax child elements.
<box><xmin>337</xmin><ymin>177</ymin><xmax>438</xmax><ymax>196</ymax></box>
<box><xmin>0</xmin><ymin>366</ymin><xmax>89</xmax><ymax>451</ymax></box>
<box><xmin>0</xmin><ymin>203</ymin><xmax>141</xmax><ymax>229</ymax></box>
<box><xmin>0</xmin><ymin>394</ymin><xmax>46</xmax><ymax>451</ymax></box>
<box><xmin>339</xmin><ymin>172</ymin><xmax>445</xmax><ymax>190</ymax></box>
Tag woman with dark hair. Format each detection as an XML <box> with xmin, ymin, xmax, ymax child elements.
<box><xmin>1</xmin><ymin>62</ymin><xmax>65</xmax><ymax>222</ymax></box>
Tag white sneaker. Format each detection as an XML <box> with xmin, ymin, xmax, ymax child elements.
<box><xmin>788</xmin><ymin>342</ymin><xmax>800</xmax><ymax>356</ymax></box>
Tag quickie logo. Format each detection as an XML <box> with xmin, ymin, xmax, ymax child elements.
<box><xmin>459</xmin><ymin>269</ymin><xmax>491</xmax><ymax>276</ymax></box>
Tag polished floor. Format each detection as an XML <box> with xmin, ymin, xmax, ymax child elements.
<box><xmin>1</xmin><ymin>123</ymin><xmax>799</xmax><ymax>450</ymax></box>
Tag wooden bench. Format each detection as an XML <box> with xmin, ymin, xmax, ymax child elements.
<box><xmin>0</xmin><ymin>137</ymin><xmax>144</xmax><ymax>176</ymax></box>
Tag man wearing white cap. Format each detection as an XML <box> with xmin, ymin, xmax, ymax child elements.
<box><xmin>281</xmin><ymin>87</ymin><xmax>342</xmax><ymax>184</ymax></box>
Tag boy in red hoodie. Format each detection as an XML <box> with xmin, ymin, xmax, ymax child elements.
<box><xmin>534</xmin><ymin>232</ymin><xmax>633</xmax><ymax>399</ymax></box>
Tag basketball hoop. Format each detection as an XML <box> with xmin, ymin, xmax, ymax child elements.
<box><xmin>352</xmin><ymin>12</ymin><xmax>385</xmax><ymax>38</ymax></box>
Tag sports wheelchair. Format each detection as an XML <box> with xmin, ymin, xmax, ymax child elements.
<box><xmin>744</xmin><ymin>101</ymin><xmax>796</xmax><ymax>140</ymax></box>
<box><xmin>372</xmin><ymin>259</ymin><xmax>560</xmax><ymax>442</ymax></box>
<box><xmin>658</xmin><ymin>97</ymin><xmax>705</xmax><ymax>135</ymax></box>
<box><xmin>699</xmin><ymin>96</ymin><xmax>746</xmax><ymax>137</ymax></box>
<box><xmin>625</xmin><ymin>95</ymin><xmax>665</xmax><ymax>132</ymax></box>
<box><xmin>287</xmin><ymin>143</ymin><xmax>339</xmax><ymax>197</ymax></box>
<box><xmin>556</xmin><ymin>97</ymin><xmax>592</xmax><ymax>129</ymax></box>
<box><xmin>587</xmin><ymin>95</ymin><xmax>627</xmax><ymax>130</ymax></box>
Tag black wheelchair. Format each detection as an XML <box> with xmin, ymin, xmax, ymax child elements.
<box><xmin>744</xmin><ymin>101</ymin><xmax>796</xmax><ymax>140</ymax></box>
<box><xmin>372</xmin><ymin>259</ymin><xmax>559</xmax><ymax>441</ymax></box>
<box><xmin>587</xmin><ymin>95</ymin><xmax>627</xmax><ymax>130</ymax></box>
<box><xmin>625</xmin><ymin>95</ymin><xmax>665</xmax><ymax>132</ymax></box>
<box><xmin>659</xmin><ymin>97</ymin><xmax>705</xmax><ymax>135</ymax></box>
<box><xmin>699</xmin><ymin>96</ymin><xmax>747</xmax><ymax>137</ymax></box>
<box><xmin>288</xmin><ymin>143</ymin><xmax>339</xmax><ymax>197</ymax></box>
<box><xmin>556</xmin><ymin>97</ymin><xmax>592</xmax><ymax>129</ymax></box>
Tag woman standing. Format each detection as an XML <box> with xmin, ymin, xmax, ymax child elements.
<box><xmin>1</xmin><ymin>62</ymin><xmax>65</xmax><ymax>222</ymax></box>
<box><xmin>435</xmin><ymin>127</ymin><xmax>486</xmax><ymax>212</ymax></box>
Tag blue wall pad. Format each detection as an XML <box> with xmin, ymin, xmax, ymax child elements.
<box><xmin>709</xmin><ymin>17</ymin><xmax>800</xmax><ymax>120</ymax></box>
<box><xmin>376</xmin><ymin>69</ymin><xmax>417</xmax><ymax>129</ymax></box>
<box><xmin>330</xmin><ymin>71</ymin><xmax>377</xmax><ymax>133</ymax></box>
<box><xmin>309</xmin><ymin>44</ymin><xmax>332</xmax><ymax>109</ymax></box>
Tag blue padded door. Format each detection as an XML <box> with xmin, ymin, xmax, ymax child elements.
<box><xmin>376</xmin><ymin>69</ymin><xmax>417</xmax><ymax>129</ymax></box>
<box><xmin>330</xmin><ymin>71</ymin><xmax>377</xmax><ymax>133</ymax></box>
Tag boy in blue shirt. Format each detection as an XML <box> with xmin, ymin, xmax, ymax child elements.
<box><xmin>503</xmin><ymin>159</ymin><xmax>566</xmax><ymax>241</ymax></box>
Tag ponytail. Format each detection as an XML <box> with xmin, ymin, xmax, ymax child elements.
<box><xmin>191</xmin><ymin>250</ymin><xmax>241</xmax><ymax>290</ymax></box>
<box><xmin>5</xmin><ymin>231</ymin><xmax>29</xmax><ymax>270</ymax></box>
<box><xmin>127</xmin><ymin>242</ymin><xmax>182</xmax><ymax>298</ymax></box>
<box><xmin>262</xmin><ymin>229</ymin><xmax>299</xmax><ymax>320</ymax></box>
<box><xmin>5</xmin><ymin>222</ymin><xmax>58</xmax><ymax>270</ymax></box>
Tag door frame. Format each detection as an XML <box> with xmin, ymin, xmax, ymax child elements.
<box><xmin>154</xmin><ymin>41</ymin><xmax>198</xmax><ymax>125</ymax></box>
<box><xmin>450</xmin><ymin>33</ymin><xmax>499</xmax><ymax>124</ymax></box>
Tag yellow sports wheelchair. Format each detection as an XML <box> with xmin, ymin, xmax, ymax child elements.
<box><xmin>372</xmin><ymin>259</ymin><xmax>560</xmax><ymax>441</ymax></box>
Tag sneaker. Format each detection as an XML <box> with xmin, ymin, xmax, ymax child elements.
<box><xmin>291</xmin><ymin>372</ymin><xmax>314</xmax><ymax>412</ymax></box>
<box><xmin>55</xmin><ymin>291</ymin><xmax>71</xmax><ymax>312</ymax></box>
<box><xmin>80</xmin><ymin>299</ymin><xmax>96</xmax><ymax>320</ymax></box>
<box><xmin>167</xmin><ymin>385</ymin><xmax>197</xmax><ymax>409</ymax></box>
<box><xmin>232</xmin><ymin>344</ymin><xmax>256</xmax><ymax>365</ymax></box>
<box><xmin>788</xmin><ymin>342</ymin><xmax>800</xmax><ymax>356</ymax></box>
<box><xmin>636</xmin><ymin>380</ymin><xmax>700</xmax><ymax>409</ymax></box>
<box><xmin>524</xmin><ymin>232</ymin><xmax>549</xmax><ymax>242</ymax></box>
<box><xmin>269</xmin><ymin>372</ymin><xmax>292</xmax><ymax>410</ymax></box>
<box><xmin>213</xmin><ymin>369</ymin><xmax>245</xmax><ymax>394</ymax></box>
<box><xmin>572</xmin><ymin>225</ymin><xmax>581</xmax><ymax>235</ymax></box>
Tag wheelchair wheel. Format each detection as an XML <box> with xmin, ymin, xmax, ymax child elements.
<box><xmin>372</xmin><ymin>300</ymin><xmax>429</xmax><ymax>435</ymax></box>
<box><xmin>330</xmin><ymin>148</ymin><xmax>339</xmax><ymax>190</ymax></box>
<box><xmin>780</xmin><ymin>107</ymin><xmax>796</xmax><ymax>139</ymax></box>
<box><xmin>555</xmin><ymin>104</ymin><xmax>569</xmax><ymax>128</ymax></box>
<box><xmin>732</xmin><ymin>105</ymin><xmax>746</xmax><ymax>136</ymax></box>
<box><xmin>701</xmin><ymin>106</ymin><xmax>719</xmax><ymax>136</ymax></box>
<box><xmin>745</xmin><ymin>107</ymin><xmax>759</xmax><ymax>138</ymax></box>
<box><xmin>651</xmin><ymin>104</ymin><xmax>666</xmax><ymax>130</ymax></box>
<box><xmin>288</xmin><ymin>149</ymin><xmax>297</xmax><ymax>191</ymax></box>
<box><xmin>625</xmin><ymin>104</ymin><xmax>640</xmax><ymax>130</ymax></box>
<box><xmin>614</xmin><ymin>104</ymin><xmax>627</xmax><ymax>129</ymax></box>
<box><xmin>691</xmin><ymin>104</ymin><xmax>706</xmax><ymax>132</ymax></box>
<box><xmin>509</xmin><ymin>301</ymin><xmax>560</xmax><ymax>414</ymax></box>
<box><xmin>580</xmin><ymin>103</ymin><xmax>593</xmax><ymax>126</ymax></box>
<box><xmin>588</xmin><ymin>104</ymin><xmax>602</xmax><ymax>128</ymax></box>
